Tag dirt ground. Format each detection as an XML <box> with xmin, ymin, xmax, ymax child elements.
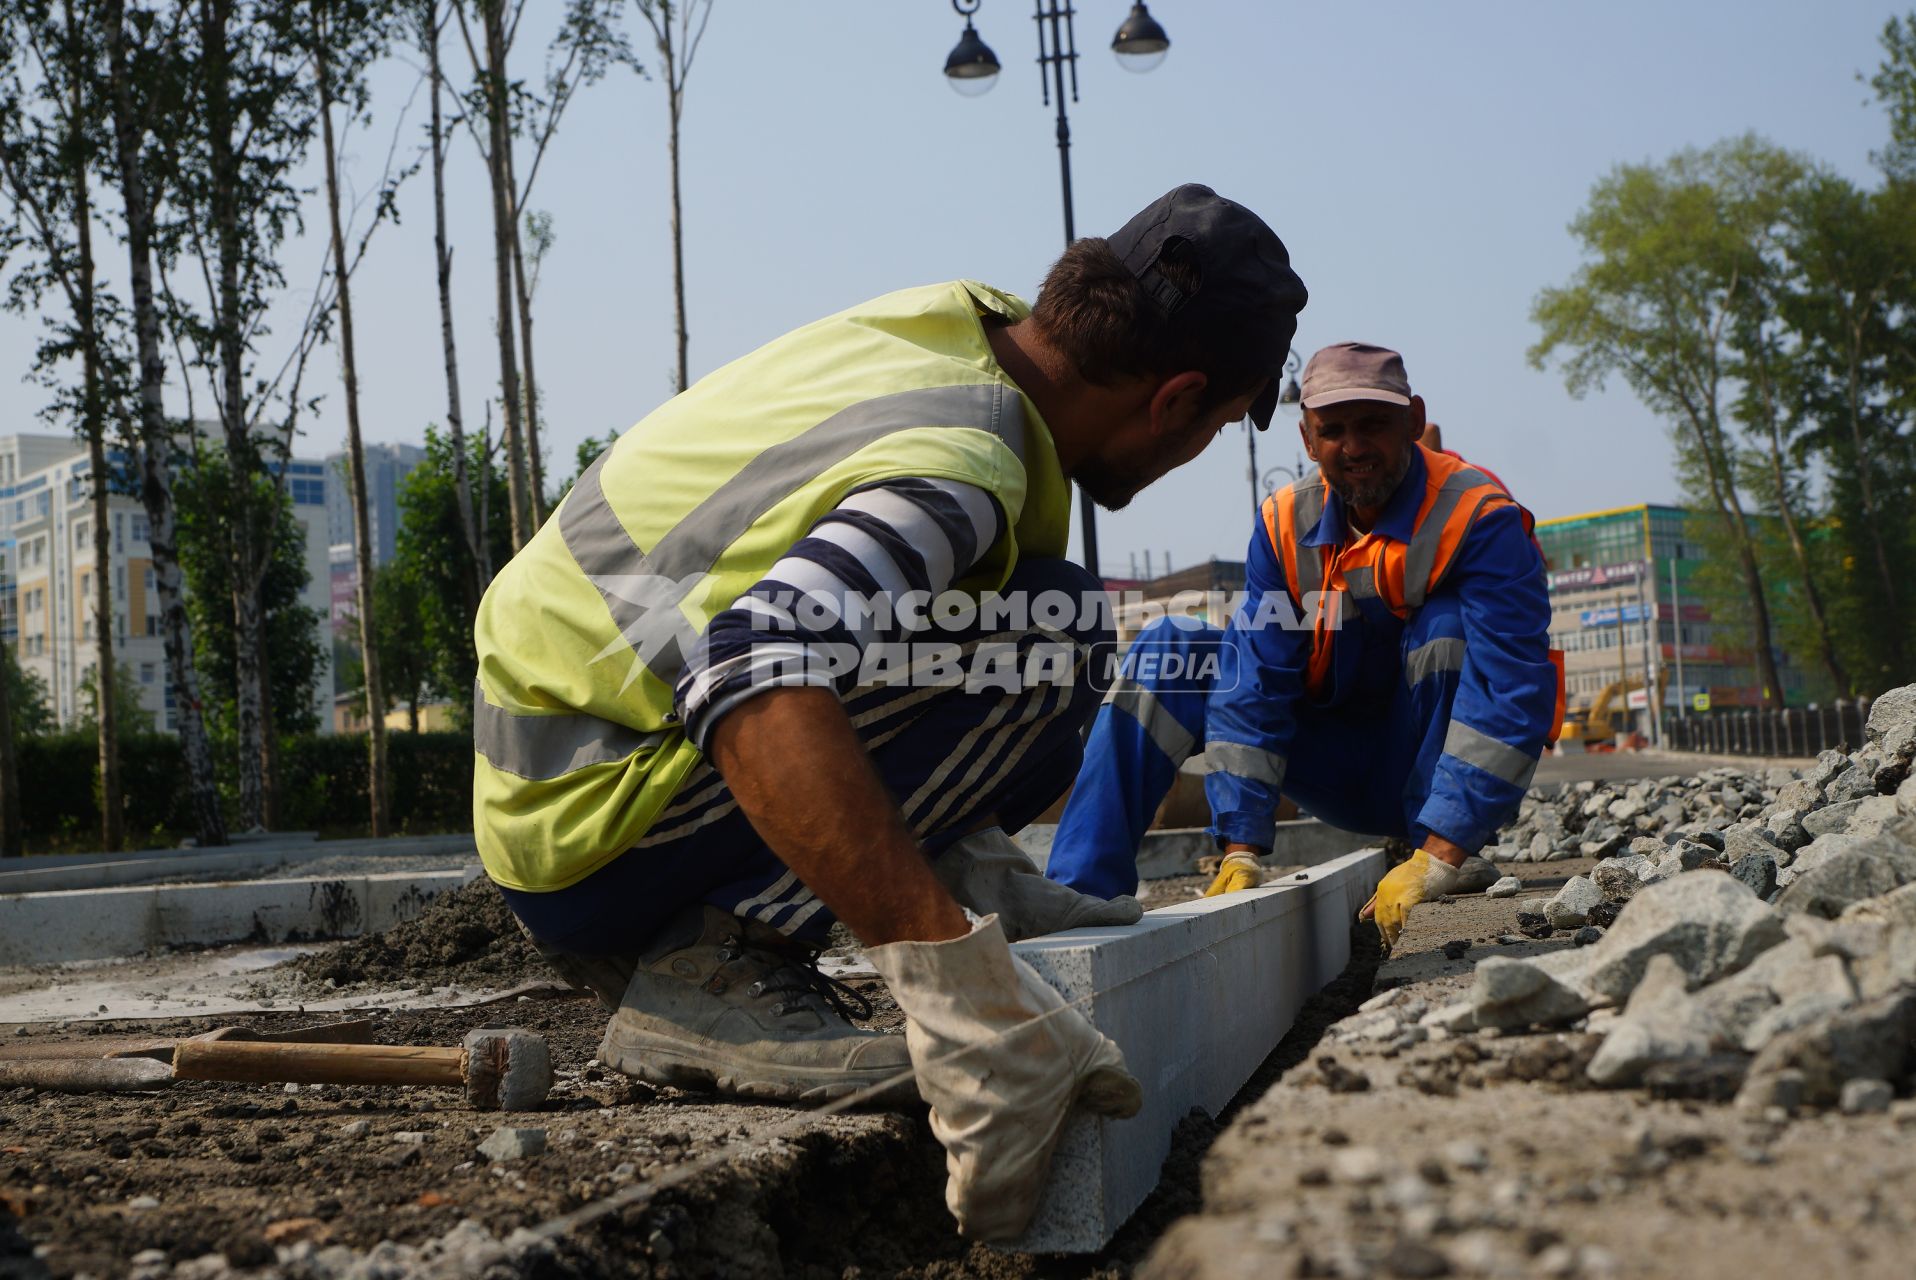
<box><xmin>0</xmin><ymin>874</ymin><xmax>1377</xmax><ymax>1280</ymax></box>
<box><xmin>1140</xmin><ymin>858</ymin><xmax>1916</xmax><ymax>1280</ymax></box>
<box><xmin>19</xmin><ymin>788</ymin><xmax>1901</xmax><ymax>1279</ymax></box>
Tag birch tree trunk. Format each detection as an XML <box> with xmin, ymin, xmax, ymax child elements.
<box><xmin>424</xmin><ymin>0</ymin><xmax>486</xmax><ymax>593</ymax></box>
<box><xmin>200</xmin><ymin>0</ymin><xmax>268</xmax><ymax>830</ymax></box>
<box><xmin>100</xmin><ymin>0</ymin><xmax>226</xmax><ymax>847</ymax></box>
<box><xmin>64</xmin><ymin>0</ymin><xmax>123</xmax><ymax>851</ymax></box>
<box><xmin>480</xmin><ymin>0</ymin><xmax>529</xmax><ymax>551</ymax></box>
<box><xmin>662</xmin><ymin>10</ymin><xmax>687</xmax><ymax>392</ymax></box>
<box><xmin>314</xmin><ymin>13</ymin><xmax>389</xmax><ymax>837</ymax></box>
<box><xmin>504</xmin><ymin>138</ymin><xmax>545</xmax><ymax>523</ymax></box>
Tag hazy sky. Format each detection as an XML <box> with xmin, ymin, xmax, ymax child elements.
<box><xmin>1</xmin><ymin>0</ymin><xmax>1905</xmax><ymax>577</ymax></box>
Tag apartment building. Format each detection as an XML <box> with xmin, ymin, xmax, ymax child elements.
<box><xmin>0</xmin><ymin>433</ymin><xmax>335</xmax><ymax>734</ymax></box>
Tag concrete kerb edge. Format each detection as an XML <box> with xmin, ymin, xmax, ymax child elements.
<box><xmin>0</xmin><ymin>867</ymin><xmax>483</xmax><ymax>966</ymax></box>
<box><xmin>1003</xmin><ymin>846</ymin><xmax>1387</xmax><ymax>1253</ymax></box>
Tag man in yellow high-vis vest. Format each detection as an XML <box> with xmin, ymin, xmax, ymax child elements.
<box><xmin>473</xmin><ymin>185</ymin><xmax>1307</xmax><ymax>1241</ymax></box>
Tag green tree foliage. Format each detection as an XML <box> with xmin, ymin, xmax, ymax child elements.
<box><xmin>372</xmin><ymin>557</ymin><xmax>434</xmax><ymax>731</ymax></box>
<box><xmin>2</xmin><ymin>646</ymin><xmax>54</xmax><ymax>739</ymax></box>
<box><xmin>175</xmin><ymin>450</ymin><xmax>325</xmax><ymax>740</ymax></box>
<box><xmin>1538</xmin><ymin>21</ymin><xmax>1916</xmax><ymax>702</ymax></box>
<box><xmin>76</xmin><ymin>659</ymin><xmax>154</xmax><ymax>735</ymax></box>
<box><xmin>390</xmin><ymin>425</ymin><xmax>512</xmax><ymax>724</ymax></box>
<box><xmin>1532</xmin><ymin>135</ymin><xmax>1795</xmax><ymax>706</ymax></box>
<box><xmin>1872</xmin><ymin>12</ymin><xmax>1916</xmax><ymax>182</ymax></box>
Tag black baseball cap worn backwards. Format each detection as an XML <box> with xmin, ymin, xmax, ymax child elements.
<box><xmin>1106</xmin><ymin>183</ymin><xmax>1309</xmax><ymax>430</ymax></box>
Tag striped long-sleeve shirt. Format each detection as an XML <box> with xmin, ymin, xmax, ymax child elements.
<box><xmin>675</xmin><ymin>478</ymin><xmax>1005</xmax><ymax>750</ymax></box>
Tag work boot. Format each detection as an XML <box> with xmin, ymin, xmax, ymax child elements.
<box><xmin>599</xmin><ymin>906</ymin><xmax>916</xmax><ymax>1106</ymax></box>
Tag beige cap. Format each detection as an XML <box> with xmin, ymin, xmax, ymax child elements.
<box><xmin>1300</xmin><ymin>341</ymin><xmax>1411</xmax><ymax>409</ymax></box>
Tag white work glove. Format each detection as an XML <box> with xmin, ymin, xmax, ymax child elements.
<box><xmin>864</xmin><ymin>914</ymin><xmax>1143</xmax><ymax>1242</ymax></box>
<box><xmin>931</xmin><ymin>828</ymin><xmax>1143</xmax><ymax>942</ymax></box>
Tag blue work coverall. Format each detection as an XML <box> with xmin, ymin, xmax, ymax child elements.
<box><xmin>1046</xmin><ymin>450</ymin><xmax>1558</xmax><ymax>898</ymax></box>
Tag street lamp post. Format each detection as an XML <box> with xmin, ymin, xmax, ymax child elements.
<box><xmin>1246</xmin><ymin>347</ymin><xmax>1303</xmax><ymax>511</ymax></box>
<box><xmin>944</xmin><ymin>1</ymin><xmax>1172</xmax><ymax>579</ymax></box>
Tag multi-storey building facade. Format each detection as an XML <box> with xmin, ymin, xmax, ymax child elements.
<box><xmin>325</xmin><ymin>442</ymin><xmax>425</xmax><ymax>569</ymax></box>
<box><xmin>1535</xmin><ymin>503</ymin><xmax>1807</xmax><ymax>736</ymax></box>
<box><xmin>0</xmin><ymin>433</ymin><xmax>334</xmax><ymax>734</ymax></box>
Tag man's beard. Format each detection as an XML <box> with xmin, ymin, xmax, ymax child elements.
<box><xmin>1329</xmin><ymin>449</ymin><xmax>1414</xmax><ymax>513</ymax></box>
<box><xmin>1075</xmin><ymin>431</ymin><xmax>1200</xmax><ymax>512</ymax></box>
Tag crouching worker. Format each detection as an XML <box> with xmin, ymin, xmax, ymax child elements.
<box><xmin>1044</xmin><ymin>343</ymin><xmax>1561</xmax><ymax>949</ymax></box>
<box><xmin>470</xmin><ymin>185</ymin><xmax>1308</xmax><ymax>1239</ymax></box>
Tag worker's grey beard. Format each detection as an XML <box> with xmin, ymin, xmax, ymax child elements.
<box><xmin>1330</xmin><ymin>449</ymin><xmax>1415</xmax><ymax>514</ymax></box>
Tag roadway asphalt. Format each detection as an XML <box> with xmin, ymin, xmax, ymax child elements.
<box><xmin>1533</xmin><ymin>747</ymin><xmax>1812</xmax><ymax>787</ymax></box>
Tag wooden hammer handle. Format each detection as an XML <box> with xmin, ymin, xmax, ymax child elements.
<box><xmin>172</xmin><ymin>1040</ymin><xmax>466</xmax><ymax>1089</ymax></box>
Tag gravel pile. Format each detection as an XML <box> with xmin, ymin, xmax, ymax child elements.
<box><xmin>1363</xmin><ymin>685</ymin><xmax>1916</xmax><ymax>1113</ymax></box>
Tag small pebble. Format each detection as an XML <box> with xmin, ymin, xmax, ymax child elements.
<box><xmin>1841</xmin><ymin>1078</ymin><xmax>1893</xmax><ymax>1115</ymax></box>
<box><xmin>339</xmin><ymin>1120</ymin><xmax>372</xmax><ymax>1139</ymax></box>
<box><xmin>1571</xmin><ymin>925</ymin><xmax>1605</xmax><ymax>947</ymax></box>
<box><xmin>1329</xmin><ymin>1146</ymin><xmax>1386</xmax><ymax>1185</ymax></box>
<box><xmin>126</xmin><ymin>1195</ymin><xmax>160</xmax><ymax>1211</ymax></box>
<box><xmin>478</xmin><ymin>1126</ymin><xmax>547</xmax><ymax>1162</ymax></box>
<box><xmin>1442</xmin><ymin>1139</ymin><xmax>1489</xmax><ymax>1171</ymax></box>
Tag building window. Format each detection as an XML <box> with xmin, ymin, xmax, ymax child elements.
<box><xmin>74</xmin><ymin>519</ymin><xmax>88</xmax><ymax>549</ymax></box>
<box><xmin>144</xmin><ymin>567</ymin><xmax>156</xmax><ymax>593</ymax></box>
<box><xmin>140</xmin><ymin>662</ymin><xmax>155</xmax><ymax>685</ymax></box>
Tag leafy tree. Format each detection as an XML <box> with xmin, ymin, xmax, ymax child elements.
<box><xmin>631</xmin><ymin>1</ymin><xmax>712</xmax><ymax>393</ymax></box>
<box><xmin>176</xmin><ymin>451</ymin><xmax>326</xmax><ymax>758</ymax></box>
<box><xmin>392</xmin><ymin>424</ymin><xmax>512</xmax><ymax>724</ymax></box>
<box><xmin>1871</xmin><ymin>12</ymin><xmax>1916</xmax><ymax>182</ymax></box>
<box><xmin>372</xmin><ymin>559</ymin><xmax>435</xmax><ymax>732</ymax></box>
<box><xmin>3</xmin><ymin>647</ymin><xmax>54</xmax><ymax>740</ymax></box>
<box><xmin>76</xmin><ymin>659</ymin><xmax>155</xmax><ymax>736</ymax></box>
<box><xmin>1</xmin><ymin>0</ymin><xmax>131</xmax><ymax>850</ymax></box>
<box><xmin>1532</xmin><ymin>136</ymin><xmax>1794</xmax><ymax>707</ymax></box>
<box><xmin>1772</xmin><ymin>174</ymin><xmax>1916</xmax><ymax>690</ymax></box>
<box><xmin>95</xmin><ymin>0</ymin><xmax>227</xmax><ymax>848</ymax></box>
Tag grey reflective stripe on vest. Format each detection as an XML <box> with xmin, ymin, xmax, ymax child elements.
<box><xmin>1197</xmin><ymin>740</ymin><xmax>1287</xmax><ymax>788</ymax></box>
<box><xmin>473</xmin><ymin>683</ymin><xmax>671</xmax><ymax>781</ymax></box>
<box><xmin>1288</xmin><ymin>480</ymin><xmax>1328</xmax><ymax>597</ymax></box>
<box><xmin>1402</xmin><ymin>469</ymin><xmax>1501</xmax><ymax>609</ymax></box>
<box><xmin>1107</xmin><ymin>680</ymin><xmax>1196</xmax><ymax>764</ymax></box>
<box><xmin>1346</xmin><ymin>564</ymin><xmax>1379</xmax><ymax>603</ymax></box>
<box><xmin>1442</xmin><ymin>720</ymin><xmax>1538</xmax><ymax>788</ymax></box>
<box><xmin>1404</xmin><ymin>636</ymin><xmax>1466</xmax><ymax>686</ymax></box>
<box><xmin>560</xmin><ymin>383</ymin><xmax>1029</xmax><ymax>687</ymax></box>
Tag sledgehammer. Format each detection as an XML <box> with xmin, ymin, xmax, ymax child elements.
<box><xmin>172</xmin><ymin>1027</ymin><xmax>551</xmax><ymax>1110</ymax></box>
<box><xmin>0</xmin><ymin>1028</ymin><xmax>550</xmax><ymax>1110</ymax></box>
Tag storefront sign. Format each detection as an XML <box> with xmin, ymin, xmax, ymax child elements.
<box><xmin>1548</xmin><ymin>560</ymin><xmax>1645</xmax><ymax>591</ymax></box>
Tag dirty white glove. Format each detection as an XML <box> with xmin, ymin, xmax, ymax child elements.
<box><xmin>864</xmin><ymin>914</ymin><xmax>1142</xmax><ymax>1242</ymax></box>
<box><xmin>932</xmin><ymin>828</ymin><xmax>1143</xmax><ymax>942</ymax></box>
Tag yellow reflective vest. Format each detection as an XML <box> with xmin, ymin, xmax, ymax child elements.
<box><xmin>473</xmin><ymin>281</ymin><xmax>1073</xmax><ymax>892</ymax></box>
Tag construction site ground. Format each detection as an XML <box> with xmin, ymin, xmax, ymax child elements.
<box><xmin>6</xmin><ymin>752</ymin><xmax>1897</xmax><ymax>1280</ymax></box>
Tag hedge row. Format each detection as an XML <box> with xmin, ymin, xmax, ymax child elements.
<box><xmin>15</xmin><ymin>730</ymin><xmax>473</xmax><ymax>853</ymax></box>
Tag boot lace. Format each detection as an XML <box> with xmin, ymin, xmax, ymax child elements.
<box><xmin>719</xmin><ymin>931</ymin><xmax>874</xmax><ymax>1022</ymax></box>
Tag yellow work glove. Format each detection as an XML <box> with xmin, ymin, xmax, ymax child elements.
<box><xmin>1359</xmin><ymin>848</ymin><xmax>1463</xmax><ymax>948</ymax></box>
<box><xmin>1203</xmin><ymin>850</ymin><xmax>1264</xmax><ymax>897</ymax></box>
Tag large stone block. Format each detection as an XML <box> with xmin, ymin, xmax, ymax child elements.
<box><xmin>1002</xmin><ymin>847</ymin><xmax>1386</xmax><ymax>1254</ymax></box>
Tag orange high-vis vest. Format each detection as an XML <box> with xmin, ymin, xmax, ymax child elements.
<box><xmin>1262</xmin><ymin>444</ymin><xmax>1566</xmax><ymax>734</ymax></box>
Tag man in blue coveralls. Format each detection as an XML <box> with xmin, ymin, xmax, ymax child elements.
<box><xmin>1045</xmin><ymin>342</ymin><xmax>1560</xmax><ymax>946</ymax></box>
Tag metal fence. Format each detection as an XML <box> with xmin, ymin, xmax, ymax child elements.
<box><xmin>1658</xmin><ymin>698</ymin><xmax>1875</xmax><ymax>760</ymax></box>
